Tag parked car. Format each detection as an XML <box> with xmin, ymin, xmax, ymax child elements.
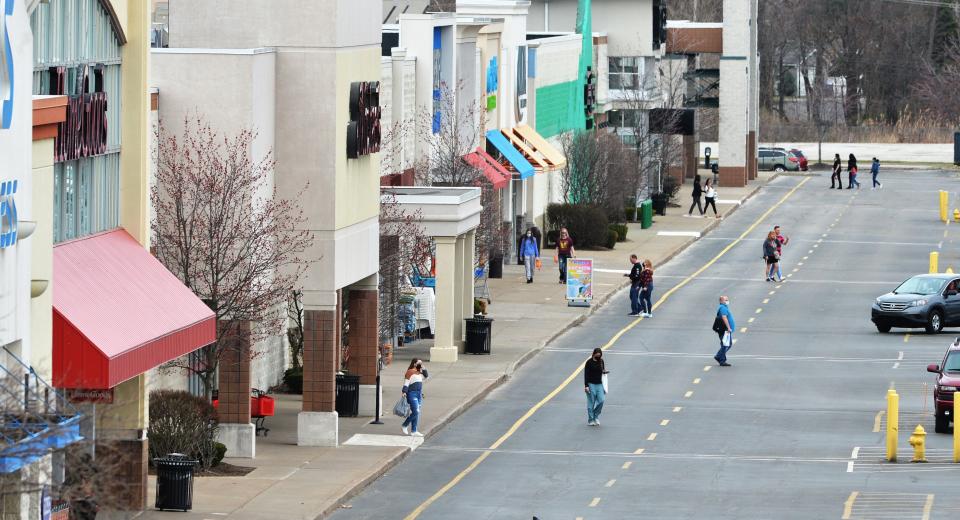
<box><xmin>788</xmin><ymin>148</ymin><xmax>809</xmax><ymax>171</ymax></box>
<box><xmin>872</xmin><ymin>274</ymin><xmax>960</xmax><ymax>333</ymax></box>
<box><xmin>757</xmin><ymin>147</ymin><xmax>801</xmax><ymax>172</ymax></box>
<box><xmin>926</xmin><ymin>341</ymin><xmax>960</xmax><ymax>432</ymax></box>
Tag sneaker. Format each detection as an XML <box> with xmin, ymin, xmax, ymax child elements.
<box><xmin>880</xmin><ymin>183</ymin><xmax>883</xmax><ymax>189</ymax></box>
<box><xmin>645</xmin><ymin>313</ymin><xmax>653</xmax><ymax>318</ymax></box>
<box><xmin>719</xmin><ymin>362</ymin><xmax>732</xmax><ymax>367</ymax></box>
<box><xmin>714</xmin><ymin>356</ymin><xmax>723</xmax><ymax>366</ymax></box>
<box><xmin>593</xmin><ymin>419</ymin><xmax>600</xmax><ymax>426</ymax></box>
<box><xmin>588</xmin><ymin>420</ymin><xmax>596</xmax><ymax>426</ymax></box>
<box><xmin>629</xmin><ymin>312</ymin><xmax>641</xmax><ymax>316</ymax></box>
<box><xmin>411</xmin><ymin>431</ymin><xmax>424</xmax><ymax>437</ymax></box>
<box><xmin>401</xmin><ymin>426</ymin><xmax>409</xmax><ymax>435</ymax></box>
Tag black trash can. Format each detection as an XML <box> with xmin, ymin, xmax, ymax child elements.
<box><xmin>336</xmin><ymin>373</ymin><xmax>360</xmax><ymax>417</ymax></box>
<box><xmin>154</xmin><ymin>453</ymin><xmax>197</xmax><ymax>511</ymax></box>
<box><xmin>464</xmin><ymin>316</ymin><xmax>493</xmax><ymax>354</ymax></box>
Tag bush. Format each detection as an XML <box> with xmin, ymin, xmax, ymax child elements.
<box><xmin>545</xmin><ymin>203</ymin><xmax>610</xmax><ymax>249</ymax></box>
<box><xmin>624</xmin><ymin>207</ymin><xmax>637</xmax><ymax>222</ymax></box>
<box><xmin>661</xmin><ymin>175</ymin><xmax>681</xmax><ymax>201</ymax></box>
<box><xmin>210</xmin><ymin>442</ymin><xmax>227</xmax><ymax>467</ymax></box>
<box><xmin>605</xmin><ymin>229</ymin><xmax>619</xmax><ymax>249</ymax></box>
<box><xmin>284</xmin><ymin>366</ymin><xmax>303</xmax><ymax>394</ymax></box>
<box><xmin>148</xmin><ymin>390</ymin><xmax>219</xmax><ymax>470</ymax></box>
<box><xmin>545</xmin><ymin>229</ymin><xmax>559</xmax><ymax>248</ymax></box>
<box><xmin>609</xmin><ymin>223</ymin><xmax>628</xmax><ymax>242</ymax></box>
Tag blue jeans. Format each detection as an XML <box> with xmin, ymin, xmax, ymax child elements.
<box><xmin>872</xmin><ymin>172</ymin><xmax>880</xmax><ymax>187</ymax></box>
<box><xmin>559</xmin><ymin>254</ymin><xmax>570</xmax><ymax>282</ymax></box>
<box><xmin>629</xmin><ymin>284</ymin><xmax>641</xmax><ymax>314</ymax></box>
<box><xmin>715</xmin><ymin>332</ymin><xmax>732</xmax><ymax>363</ymax></box>
<box><xmin>850</xmin><ymin>175</ymin><xmax>860</xmax><ymax>188</ymax></box>
<box><xmin>401</xmin><ymin>391</ymin><xmax>421</xmax><ymax>432</ymax></box>
<box><xmin>640</xmin><ymin>285</ymin><xmax>654</xmax><ymax>314</ymax></box>
<box><xmin>586</xmin><ymin>383</ymin><xmax>605</xmax><ymax>422</ymax></box>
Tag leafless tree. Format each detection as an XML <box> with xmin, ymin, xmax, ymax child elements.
<box><xmin>414</xmin><ymin>81</ymin><xmax>487</xmax><ymax>187</ymax></box>
<box><xmin>378</xmin><ymin>193</ymin><xmax>432</xmax><ymax>343</ymax></box>
<box><xmin>151</xmin><ymin>116</ymin><xmax>314</xmax><ymax>397</ymax></box>
<box><xmin>287</xmin><ymin>290</ymin><xmax>305</xmax><ymax>369</ymax></box>
<box><xmin>559</xmin><ymin>130</ymin><xmax>634</xmax><ymax>220</ymax></box>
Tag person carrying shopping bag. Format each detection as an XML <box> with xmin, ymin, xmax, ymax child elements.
<box><xmin>400</xmin><ymin>358</ymin><xmax>428</xmax><ymax>437</ymax></box>
<box><xmin>520</xmin><ymin>228</ymin><xmax>540</xmax><ymax>284</ymax></box>
<box><xmin>583</xmin><ymin>348</ymin><xmax>609</xmax><ymax>426</ymax></box>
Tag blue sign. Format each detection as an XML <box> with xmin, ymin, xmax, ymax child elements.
<box><xmin>0</xmin><ymin>179</ymin><xmax>17</xmax><ymax>248</ymax></box>
<box><xmin>1</xmin><ymin>0</ymin><xmax>14</xmax><ymax>129</ymax></box>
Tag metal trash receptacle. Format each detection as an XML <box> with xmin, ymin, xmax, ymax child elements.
<box><xmin>464</xmin><ymin>316</ymin><xmax>493</xmax><ymax>354</ymax></box>
<box><xmin>640</xmin><ymin>200</ymin><xmax>653</xmax><ymax>229</ymax></box>
<box><xmin>336</xmin><ymin>373</ymin><xmax>360</xmax><ymax>417</ymax></box>
<box><xmin>154</xmin><ymin>453</ymin><xmax>197</xmax><ymax>511</ymax></box>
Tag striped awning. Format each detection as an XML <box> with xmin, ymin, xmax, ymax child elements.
<box><xmin>485</xmin><ymin>130</ymin><xmax>535</xmax><ymax>179</ymax></box>
<box><xmin>463</xmin><ymin>148</ymin><xmax>510</xmax><ymax>189</ymax></box>
<box><xmin>502</xmin><ymin>125</ymin><xmax>567</xmax><ymax>172</ymax></box>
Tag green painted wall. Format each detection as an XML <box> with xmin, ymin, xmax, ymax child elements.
<box><xmin>535</xmin><ymin>80</ymin><xmax>582</xmax><ymax>138</ymax></box>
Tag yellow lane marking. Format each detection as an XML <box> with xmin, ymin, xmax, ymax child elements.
<box><xmin>923</xmin><ymin>494</ymin><xmax>934</xmax><ymax>520</ymax></box>
<box><xmin>798</xmin><ymin>262</ymin><xmax>804</xmax><ymax>266</ymax></box>
<box><xmin>786</xmin><ymin>273</ymin><xmax>793</xmax><ymax>278</ymax></box>
<box><xmin>822</xmin><ymin>233</ymin><xmax>828</xmax><ymax>238</ymax></box>
<box><xmin>808</xmin><ymin>250</ymin><xmax>813</xmax><ymax>254</ymax></box>
<box><xmin>703</xmin><ymin>365</ymin><xmax>711</xmax><ymax>372</ymax></box>
<box><xmin>740</xmin><ymin>327</ymin><xmax>748</xmax><ymax>333</ymax></box>
<box><xmin>660</xmin><ymin>419</ymin><xmax>670</xmax><ymax>426</ymax></box>
<box><xmin>732</xmin><ymin>338</ymin><xmax>738</xmax><ymax>345</ymax></box>
<box><xmin>693</xmin><ymin>378</ymin><xmax>701</xmax><ymax>385</ymax></box>
<box><xmin>755</xmin><ymin>308</ymin><xmax>763</xmax><ymax>314</ymax></box>
<box><xmin>634</xmin><ymin>448</ymin><xmax>645</xmax><ymax>455</ymax></box>
<box><xmin>748</xmin><ymin>317</ymin><xmax>755</xmax><ymax>323</ymax></box>
<box><xmin>904</xmin><ymin>334</ymin><xmax>911</xmax><ymax>343</ymax></box>
<box><xmin>589</xmin><ymin>497</ymin><xmax>600</xmax><ymax>507</ymax></box>
<box><xmin>762</xmin><ymin>298</ymin><xmax>770</xmax><ymax>304</ymax></box>
<box><xmin>842</xmin><ymin>491</ymin><xmax>859</xmax><ymax>519</ymax></box>
<box><xmin>814</xmin><ymin>244</ymin><xmax>819</xmax><ymax>248</ymax></box>
<box><xmin>605</xmin><ymin>479</ymin><xmax>616</xmax><ymax>488</ymax></box>
<box><xmin>647</xmin><ymin>433</ymin><xmax>658</xmax><ymax>440</ymax></box>
<box><xmin>684</xmin><ymin>391</ymin><xmax>694</xmax><ymax>398</ymax></box>
<box><xmin>873</xmin><ymin>411</ymin><xmax>885</xmax><ymax>433</ymax></box>
<box><xmin>769</xmin><ymin>290</ymin><xmax>776</xmax><ymax>295</ymax></box>
<box><xmin>622</xmin><ymin>461</ymin><xmax>632</xmax><ymax>469</ymax></box>
<box><xmin>802</xmin><ymin>256</ymin><xmax>808</xmax><ymax>260</ymax></box>
<box><xmin>576</xmin><ymin>517</ymin><xmax>584</xmax><ymax>520</ymax></box>
<box><xmin>401</xmin><ymin>177</ymin><xmax>811</xmax><ymax>520</ymax></box>
<box><xmin>673</xmin><ymin>406</ymin><xmax>683</xmax><ymax>412</ymax></box>
<box><xmin>792</xmin><ymin>268</ymin><xmax>799</xmax><ymax>272</ymax></box>
<box><xmin>775</xmin><ymin>284</ymin><xmax>783</xmax><ymax>289</ymax></box>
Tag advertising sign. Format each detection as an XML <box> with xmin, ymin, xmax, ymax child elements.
<box><xmin>67</xmin><ymin>388</ymin><xmax>115</xmax><ymax>404</ymax></box>
<box><xmin>565</xmin><ymin>258</ymin><xmax>593</xmax><ymax>307</ymax></box>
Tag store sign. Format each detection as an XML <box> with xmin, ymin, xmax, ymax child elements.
<box><xmin>485</xmin><ymin>56</ymin><xmax>498</xmax><ymax>111</ymax></box>
<box><xmin>66</xmin><ymin>388</ymin><xmax>114</xmax><ymax>404</ymax></box>
<box><xmin>0</xmin><ymin>179</ymin><xmax>17</xmax><ymax>249</ymax></box>
<box><xmin>346</xmin><ymin>80</ymin><xmax>381</xmax><ymax>159</ymax></box>
<box><xmin>50</xmin><ymin>66</ymin><xmax>109</xmax><ymax>161</ymax></box>
<box><xmin>1</xmin><ymin>0</ymin><xmax>15</xmax><ymax>129</ymax></box>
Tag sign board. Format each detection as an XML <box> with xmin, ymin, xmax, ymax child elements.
<box><xmin>67</xmin><ymin>388</ymin><xmax>114</xmax><ymax>404</ymax></box>
<box><xmin>565</xmin><ymin>258</ymin><xmax>593</xmax><ymax>307</ymax></box>
<box><xmin>346</xmin><ymin>80</ymin><xmax>381</xmax><ymax>159</ymax></box>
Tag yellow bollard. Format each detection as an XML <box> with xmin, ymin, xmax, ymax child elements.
<box><xmin>941</xmin><ymin>191</ymin><xmax>949</xmax><ymax>222</ymax></box>
<box><xmin>954</xmin><ymin>208</ymin><xmax>959</xmax><ymax>222</ymax></box>
<box><xmin>909</xmin><ymin>425</ymin><xmax>928</xmax><ymax>462</ymax></box>
<box><xmin>887</xmin><ymin>389</ymin><xmax>899</xmax><ymax>462</ymax></box>
<box><xmin>931</xmin><ymin>252</ymin><xmax>940</xmax><ymax>274</ymax></box>
<box><xmin>954</xmin><ymin>392</ymin><xmax>959</xmax><ymax>463</ymax></box>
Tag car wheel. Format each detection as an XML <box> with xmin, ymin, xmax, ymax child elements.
<box><xmin>935</xmin><ymin>411</ymin><xmax>950</xmax><ymax>434</ymax></box>
<box><xmin>926</xmin><ymin>310</ymin><xmax>944</xmax><ymax>334</ymax></box>
<box><xmin>875</xmin><ymin>323</ymin><xmax>892</xmax><ymax>333</ymax></box>
<box><xmin>774</xmin><ymin>165</ymin><xmax>786</xmax><ymax>172</ymax></box>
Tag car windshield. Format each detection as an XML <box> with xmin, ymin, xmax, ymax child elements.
<box><xmin>894</xmin><ymin>277</ymin><xmax>945</xmax><ymax>295</ymax></box>
<box><xmin>945</xmin><ymin>352</ymin><xmax>960</xmax><ymax>372</ymax></box>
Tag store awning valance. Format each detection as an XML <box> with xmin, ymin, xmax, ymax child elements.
<box><xmin>53</xmin><ymin>229</ymin><xmax>216</xmax><ymax>389</ymax></box>
<box><xmin>506</xmin><ymin>125</ymin><xmax>567</xmax><ymax>171</ymax></box>
<box><xmin>485</xmin><ymin>129</ymin><xmax>535</xmax><ymax>180</ymax></box>
<box><xmin>463</xmin><ymin>148</ymin><xmax>510</xmax><ymax>189</ymax></box>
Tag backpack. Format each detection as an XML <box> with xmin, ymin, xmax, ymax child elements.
<box><xmin>712</xmin><ymin>311</ymin><xmax>725</xmax><ymax>333</ymax></box>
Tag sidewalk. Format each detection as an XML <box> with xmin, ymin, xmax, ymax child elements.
<box><xmin>141</xmin><ymin>172</ymin><xmax>776</xmax><ymax>520</ymax></box>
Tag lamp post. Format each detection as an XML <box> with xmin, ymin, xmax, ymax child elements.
<box><xmin>370</xmin><ymin>344</ymin><xmax>384</xmax><ymax>425</ymax></box>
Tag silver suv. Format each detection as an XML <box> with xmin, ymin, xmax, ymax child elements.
<box><xmin>758</xmin><ymin>148</ymin><xmax>801</xmax><ymax>172</ymax></box>
<box><xmin>872</xmin><ymin>274</ymin><xmax>960</xmax><ymax>334</ymax></box>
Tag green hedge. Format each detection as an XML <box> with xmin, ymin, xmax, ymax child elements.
<box><xmin>609</xmin><ymin>223</ymin><xmax>628</xmax><ymax>242</ymax></box>
<box><xmin>605</xmin><ymin>229</ymin><xmax>619</xmax><ymax>249</ymax></box>
<box><xmin>545</xmin><ymin>203</ymin><xmax>610</xmax><ymax>249</ymax></box>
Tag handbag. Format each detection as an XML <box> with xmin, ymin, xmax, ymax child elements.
<box><xmin>601</xmin><ymin>373</ymin><xmax>609</xmax><ymax>394</ymax></box>
<box><xmin>712</xmin><ymin>314</ymin><xmax>725</xmax><ymax>333</ymax></box>
<box><xmin>535</xmin><ymin>258</ymin><xmax>542</xmax><ymax>270</ymax></box>
<box><xmin>392</xmin><ymin>395</ymin><xmax>410</xmax><ymax>418</ymax></box>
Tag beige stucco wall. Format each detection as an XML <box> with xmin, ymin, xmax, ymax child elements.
<box><xmin>528</xmin><ymin>0</ymin><xmax>655</xmax><ymax>56</ymax></box>
<box><xmin>117</xmin><ymin>0</ymin><xmax>151</xmax><ymax>247</ymax></box>
<box><xmin>29</xmin><ymin>138</ymin><xmax>55</xmax><ymax>380</ymax></box>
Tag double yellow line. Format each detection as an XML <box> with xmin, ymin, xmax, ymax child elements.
<box><xmin>403</xmin><ymin>177</ymin><xmax>810</xmax><ymax>519</ymax></box>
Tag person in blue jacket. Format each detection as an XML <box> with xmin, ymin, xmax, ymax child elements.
<box><xmin>520</xmin><ymin>228</ymin><xmax>540</xmax><ymax>284</ymax></box>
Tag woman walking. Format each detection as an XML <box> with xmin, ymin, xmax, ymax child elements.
<box><xmin>401</xmin><ymin>358</ymin><xmax>428</xmax><ymax>437</ymax></box>
<box><xmin>763</xmin><ymin>230</ymin><xmax>780</xmax><ymax>282</ymax></box>
<box><xmin>583</xmin><ymin>348</ymin><xmax>609</xmax><ymax>426</ymax></box>
<box><xmin>639</xmin><ymin>259</ymin><xmax>655</xmax><ymax>318</ymax></box>
<box><xmin>688</xmin><ymin>174</ymin><xmax>703</xmax><ymax>216</ymax></box>
<box><xmin>520</xmin><ymin>228</ymin><xmax>540</xmax><ymax>283</ymax></box>
<box><xmin>703</xmin><ymin>178</ymin><xmax>719</xmax><ymax>218</ymax></box>
<box><xmin>831</xmin><ymin>154</ymin><xmax>843</xmax><ymax>189</ymax></box>
<box><xmin>847</xmin><ymin>154</ymin><xmax>860</xmax><ymax>189</ymax></box>
<box><xmin>871</xmin><ymin>157</ymin><xmax>882</xmax><ymax>189</ymax></box>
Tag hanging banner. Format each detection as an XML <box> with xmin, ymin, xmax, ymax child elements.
<box><xmin>565</xmin><ymin>258</ymin><xmax>593</xmax><ymax>306</ymax></box>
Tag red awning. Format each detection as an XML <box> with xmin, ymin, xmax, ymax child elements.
<box><xmin>53</xmin><ymin>229</ymin><xmax>216</xmax><ymax>389</ymax></box>
<box><xmin>464</xmin><ymin>148</ymin><xmax>510</xmax><ymax>189</ymax></box>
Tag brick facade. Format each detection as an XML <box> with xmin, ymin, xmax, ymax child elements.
<box><xmin>94</xmin><ymin>438</ymin><xmax>148</xmax><ymax>511</ymax></box>
<box><xmin>302</xmin><ymin>309</ymin><xmax>336</xmax><ymax>412</ymax></box>
<box><xmin>345</xmin><ymin>289</ymin><xmax>378</xmax><ymax>385</ymax></box>
<box><xmin>218</xmin><ymin>320</ymin><xmax>251</xmax><ymax>424</ymax></box>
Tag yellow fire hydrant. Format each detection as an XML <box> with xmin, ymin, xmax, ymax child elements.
<box><xmin>954</xmin><ymin>208</ymin><xmax>959</xmax><ymax>222</ymax></box>
<box><xmin>909</xmin><ymin>425</ymin><xmax>928</xmax><ymax>462</ymax></box>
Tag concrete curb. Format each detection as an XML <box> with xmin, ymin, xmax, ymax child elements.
<box><xmin>322</xmin><ymin>175</ymin><xmax>773</xmax><ymax>516</ymax></box>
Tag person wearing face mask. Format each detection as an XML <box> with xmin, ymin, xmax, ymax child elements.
<box><xmin>583</xmin><ymin>348</ymin><xmax>609</xmax><ymax>426</ymax></box>
<box><xmin>401</xmin><ymin>358</ymin><xmax>428</xmax><ymax>436</ymax></box>
<box><xmin>520</xmin><ymin>227</ymin><xmax>541</xmax><ymax>284</ymax></box>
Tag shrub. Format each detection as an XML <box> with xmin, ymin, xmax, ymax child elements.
<box><xmin>609</xmin><ymin>223</ymin><xmax>628</xmax><ymax>242</ymax></box>
<box><xmin>545</xmin><ymin>203</ymin><xmax>610</xmax><ymax>249</ymax></box>
<box><xmin>210</xmin><ymin>442</ymin><xmax>227</xmax><ymax>467</ymax></box>
<box><xmin>284</xmin><ymin>366</ymin><xmax>303</xmax><ymax>394</ymax></box>
<box><xmin>661</xmin><ymin>175</ymin><xmax>681</xmax><ymax>201</ymax></box>
<box><xmin>545</xmin><ymin>229</ymin><xmax>559</xmax><ymax>248</ymax></box>
<box><xmin>605</xmin><ymin>229</ymin><xmax>619</xmax><ymax>249</ymax></box>
<box><xmin>624</xmin><ymin>207</ymin><xmax>637</xmax><ymax>222</ymax></box>
<box><xmin>148</xmin><ymin>390</ymin><xmax>219</xmax><ymax>470</ymax></box>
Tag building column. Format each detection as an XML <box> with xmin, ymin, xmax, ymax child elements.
<box><xmin>299</xmin><ymin>292</ymin><xmax>339</xmax><ymax>446</ymax></box>
<box><xmin>93</xmin><ymin>375</ymin><xmax>148</xmax><ymax>512</ymax></box>
<box><xmin>683</xmin><ymin>134</ymin><xmax>697</xmax><ymax>181</ymax></box>
<box><xmin>430</xmin><ymin>236</ymin><xmax>459</xmax><ymax>362</ymax></box>
<box><xmin>345</xmin><ymin>276</ymin><xmax>380</xmax><ymax>417</ymax></box>
<box><xmin>462</xmin><ymin>230</ymin><xmax>476</xmax><ymax>322</ymax></box>
<box><xmin>217</xmin><ymin>320</ymin><xmax>254</xmax><ymax>458</ymax></box>
<box><xmin>453</xmin><ymin>235</ymin><xmax>465</xmax><ymax>349</ymax></box>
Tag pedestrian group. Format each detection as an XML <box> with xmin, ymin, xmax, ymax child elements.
<box><xmin>831</xmin><ymin>153</ymin><xmax>881</xmax><ymax>190</ymax></box>
<box><xmin>688</xmin><ymin>174</ymin><xmax>721</xmax><ymax>219</ymax></box>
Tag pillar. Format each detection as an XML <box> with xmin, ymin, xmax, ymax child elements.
<box><xmin>430</xmin><ymin>236</ymin><xmax>459</xmax><ymax>362</ymax></box>
<box><xmin>683</xmin><ymin>134</ymin><xmax>697</xmax><ymax>181</ymax></box>
<box><xmin>217</xmin><ymin>320</ymin><xmax>255</xmax><ymax>458</ymax></box>
<box><xmin>462</xmin><ymin>231</ymin><xmax>476</xmax><ymax>323</ymax></box>
<box><xmin>453</xmin><ymin>235</ymin><xmax>465</xmax><ymax>348</ymax></box>
<box><xmin>719</xmin><ymin>0</ymin><xmax>749</xmax><ymax>188</ymax></box>
<box><xmin>299</xmin><ymin>293</ymin><xmax>339</xmax><ymax>446</ymax></box>
<box><xmin>345</xmin><ymin>276</ymin><xmax>380</xmax><ymax>416</ymax></box>
<box><xmin>93</xmin><ymin>375</ymin><xmax>148</xmax><ymax>512</ymax></box>
<box><xmin>748</xmin><ymin>0</ymin><xmax>760</xmax><ymax>180</ymax></box>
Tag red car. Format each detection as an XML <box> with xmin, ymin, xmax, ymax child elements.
<box><xmin>927</xmin><ymin>341</ymin><xmax>960</xmax><ymax>433</ymax></box>
<box><xmin>788</xmin><ymin>149</ymin><xmax>808</xmax><ymax>171</ymax></box>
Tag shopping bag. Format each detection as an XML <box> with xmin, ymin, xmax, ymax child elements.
<box><xmin>535</xmin><ymin>258</ymin><xmax>543</xmax><ymax>270</ymax></box>
<box><xmin>722</xmin><ymin>331</ymin><xmax>732</xmax><ymax>348</ymax></box>
<box><xmin>601</xmin><ymin>373</ymin><xmax>609</xmax><ymax>394</ymax></box>
<box><xmin>392</xmin><ymin>395</ymin><xmax>410</xmax><ymax>417</ymax></box>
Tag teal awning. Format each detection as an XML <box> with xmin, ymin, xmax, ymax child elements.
<box><xmin>485</xmin><ymin>130</ymin><xmax>535</xmax><ymax>180</ymax></box>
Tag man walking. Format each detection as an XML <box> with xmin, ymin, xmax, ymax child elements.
<box><xmin>871</xmin><ymin>157</ymin><xmax>882</xmax><ymax>190</ymax></box>
<box><xmin>831</xmin><ymin>154</ymin><xmax>843</xmax><ymax>189</ymax></box>
<box><xmin>713</xmin><ymin>295</ymin><xmax>735</xmax><ymax>367</ymax></box>
<box><xmin>626</xmin><ymin>255</ymin><xmax>642</xmax><ymax>316</ymax></box>
<box><xmin>774</xmin><ymin>225</ymin><xmax>789</xmax><ymax>281</ymax></box>
<box><xmin>556</xmin><ymin>228</ymin><xmax>576</xmax><ymax>284</ymax></box>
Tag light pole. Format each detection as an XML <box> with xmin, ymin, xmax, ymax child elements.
<box><xmin>369</xmin><ymin>344</ymin><xmax>384</xmax><ymax>425</ymax></box>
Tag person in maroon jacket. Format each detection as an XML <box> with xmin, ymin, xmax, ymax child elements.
<box><xmin>556</xmin><ymin>228</ymin><xmax>576</xmax><ymax>284</ymax></box>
